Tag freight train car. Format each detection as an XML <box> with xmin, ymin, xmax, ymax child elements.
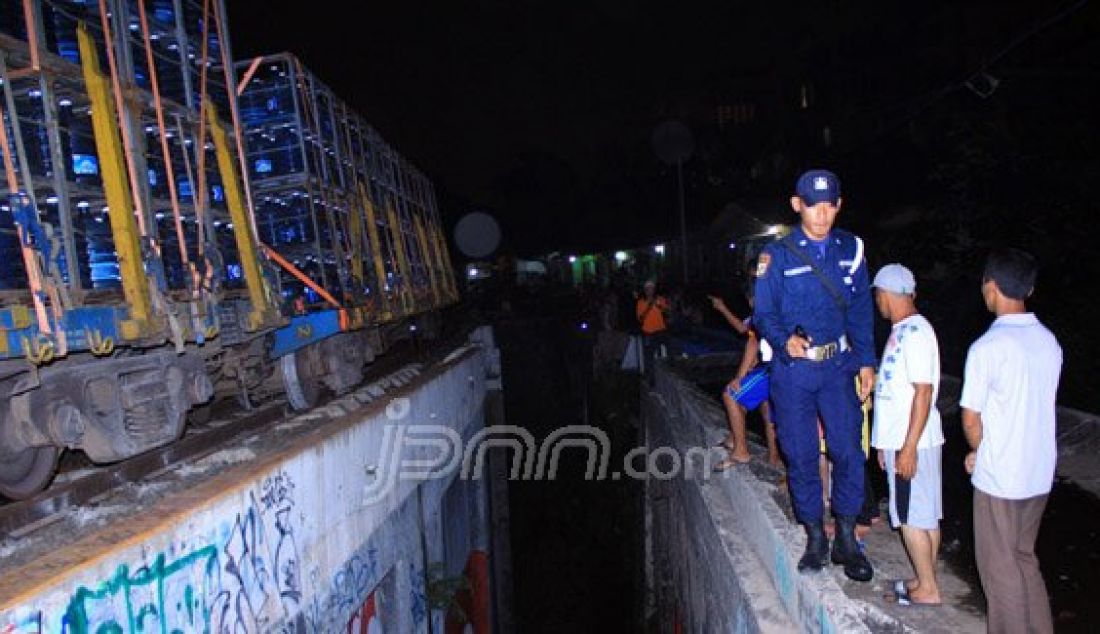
<box><xmin>234</xmin><ymin>52</ymin><xmax>458</xmax><ymax>410</ymax></box>
<box><xmin>0</xmin><ymin>0</ymin><xmax>456</xmax><ymax>498</ymax></box>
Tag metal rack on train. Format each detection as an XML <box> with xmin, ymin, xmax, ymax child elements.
<box><xmin>234</xmin><ymin>52</ymin><xmax>458</xmax><ymax>409</ymax></box>
<box><xmin>0</xmin><ymin>0</ymin><xmax>457</xmax><ymax>499</ymax></box>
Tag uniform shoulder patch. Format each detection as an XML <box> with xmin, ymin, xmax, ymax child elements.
<box><xmin>756</xmin><ymin>253</ymin><xmax>771</xmax><ymax>277</ymax></box>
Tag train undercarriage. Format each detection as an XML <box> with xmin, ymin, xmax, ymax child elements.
<box><xmin>0</xmin><ymin>314</ymin><xmax>433</xmax><ymax>499</ymax></box>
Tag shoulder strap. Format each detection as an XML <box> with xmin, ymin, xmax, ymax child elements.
<box><xmin>780</xmin><ymin>236</ymin><xmax>848</xmax><ymax>313</ymax></box>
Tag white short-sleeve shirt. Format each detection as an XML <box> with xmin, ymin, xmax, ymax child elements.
<box><xmin>872</xmin><ymin>314</ymin><xmax>943</xmax><ymax>451</ymax></box>
<box><xmin>960</xmin><ymin>313</ymin><xmax>1062</xmax><ymax>500</ymax></box>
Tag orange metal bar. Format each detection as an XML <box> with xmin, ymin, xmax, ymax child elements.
<box><xmin>137</xmin><ymin>0</ymin><xmax>189</xmax><ymax>272</ymax></box>
<box><xmin>21</xmin><ymin>0</ymin><xmax>39</xmax><ymax>72</ymax></box>
<box><xmin>260</xmin><ymin>243</ymin><xmax>347</xmax><ymax>329</ymax></box>
<box><xmin>260</xmin><ymin>244</ymin><xmax>342</xmax><ymax>309</ymax></box>
<box><xmin>0</xmin><ymin>109</ymin><xmax>21</xmax><ymax>200</ymax></box>
<box><xmin>236</xmin><ymin>56</ymin><xmax>263</xmax><ymax>96</ymax></box>
<box><xmin>0</xmin><ymin>102</ymin><xmax>50</xmax><ymax>336</ymax></box>
<box><xmin>174</xmin><ymin>113</ymin><xmax>202</xmax><ymax>291</ymax></box>
<box><xmin>97</xmin><ymin>0</ymin><xmax>148</xmax><ymax>237</ymax></box>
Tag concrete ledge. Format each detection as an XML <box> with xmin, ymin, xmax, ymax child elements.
<box><xmin>0</xmin><ymin>329</ymin><xmax>498</xmax><ymax>633</ymax></box>
<box><xmin>939</xmin><ymin>375</ymin><xmax>1100</xmax><ymax>499</ymax></box>
<box><xmin>645</xmin><ymin>357</ymin><xmax>987</xmax><ymax>633</ymax></box>
<box><xmin>644</xmin><ymin>388</ymin><xmax>796</xmax><ymax>633</ymax></box>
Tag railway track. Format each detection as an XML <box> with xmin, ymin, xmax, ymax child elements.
<box><xmin>0</xmin><ymin>320</ymin><xmax>476</xmax><ymax>538</ymax></box>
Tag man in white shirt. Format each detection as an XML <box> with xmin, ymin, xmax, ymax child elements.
<box><xmin>871</xmin><ymin>264</ymin><xmax>944</xmax><ymax>606</ymax></box>
<box><xmin>961</xmin><ymin>248</ymin><xmax>1062</xmax><ymax>634</ymax></box>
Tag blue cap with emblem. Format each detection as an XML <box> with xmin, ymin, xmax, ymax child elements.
<box><xmin>795</xmin><ymin>169</ymin><xmax>841</xmax><ymax>206</ymax></box>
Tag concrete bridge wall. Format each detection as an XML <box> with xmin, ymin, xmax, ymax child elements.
<box><xmin>0</xmin><ymin>327</ymin><xmax>502</xmax><ymax>634</ymax></box>
<box><xmin>643</xmin><ymin>359</ymin><xmax>903</xmax><ymax>633</ymax></box>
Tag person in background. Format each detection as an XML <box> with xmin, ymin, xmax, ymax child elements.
<box><xmin>871</xmin><ymin>264</ymin><xmax>945</xmax><ymax>607</ymax></box>
<box><xmin>636</xmin><ymin>279</ymin><xmax>671</xmax><ymax>373</ymax></box>
<box><xmin>753</xmin><ymin>168</ymin><xmax>876</xmax><ymax>582</ymax></box>
<box><xmin>961</xmin><ymin>248</ymin><xmax>1061</xmax><ymax>633</ymax></box>
<box><xmin>709</xmin><ymin>281</ymin><xmax>781</xmax><ymax>468</ymax></box>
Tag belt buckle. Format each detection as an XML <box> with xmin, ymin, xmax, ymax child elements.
<box><xmin>807</xmin><ymin>342</ymin><xmax>837</xmax><ymax>362</ymax></box>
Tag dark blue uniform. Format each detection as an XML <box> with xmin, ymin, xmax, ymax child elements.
<box><xmin>753</xmin><ymin>226</ymin><xmax>875</xmax><ymax>524</ymax></box>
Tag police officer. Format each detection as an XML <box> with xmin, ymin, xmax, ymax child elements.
<box><xmin>753</xmin><ymin>169</ymin><xmax>876</xmax><ymax>582</ymax></box>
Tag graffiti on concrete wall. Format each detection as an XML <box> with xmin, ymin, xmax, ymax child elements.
<box><xmin>345</xmin><ymin>589</ymin><xmax>381</xmax><ymax>634</ymax></box>
<box><xmin>259</xmin><ymin>470</ymin><xmax>303</xmax><ymax>616</ymax></box>
<box><xmin>3</xmin><ymin>611</ymin><xmax>42</xmax><ymax>633</ymax></box>
<box><xmin>210</xmin><ymin>500</ymin><xmax>269</xmax><ymax>631</ymax></box>
<box><xmin>51</xmin><ymin>469</ymin><xmax>304</xmax><ymax>634</ymax></box>
<box><xmin>62</xmin><ymin>546</ymin><xmax>219</xmax><ymax>633</ymax></box>
<box><xmin>328</xmin><ymin>547</ymin><xmax>380</xmax><ymax>619</ymax></box>
<box><xmin>773</xmin><ymin>542</ymin><xmax>794</xmax><ymax>610</ymax></box>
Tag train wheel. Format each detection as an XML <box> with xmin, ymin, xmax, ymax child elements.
<box><xmin>0</xmin><ymin>445</ymin><xmax>60</xmax><ymax>500</ymax></box>
<box><xmin>281</xmin><ymin>350</ymin><xmax>322</xmax><ymax>411</ymax></box>
<box><xmin>187</xmin><ymin>402</ymin><xmax>213</xmax><ymax>425</ymax></box>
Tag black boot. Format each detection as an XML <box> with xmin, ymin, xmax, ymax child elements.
<box><xmin>831</xmin><ymin>514</ymin><xmax>873</xmax><ymax>582</ymax></box>
<box><xmin>797</xmin><ymin>520</ymin><xmax>829</xmax><ymax>573</ymax></box>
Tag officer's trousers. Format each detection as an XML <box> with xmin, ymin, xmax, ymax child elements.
<box><xmin>770</xmin><ymin>357</ymin><xmax>865</xmax><ymax>524</ymax></box>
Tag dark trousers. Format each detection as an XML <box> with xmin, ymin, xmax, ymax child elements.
<box><xmin>974</xmin><ymin>489</ymin><xmax>1052</xmax><ymax>634</ymax></box>
<box><xmin>857</xmin><ymin>461</ymin><xmax>881</xmax><ymax>525</ymax></box>
<box><xmin>642</xmin><ymin>331</ymin><xmax>666</xmax><ymax>380</ymax></box>
<box><xmin>770</xmin><ymin>358</ymin><xmax>864</xmax><ymax>523</ymax></box>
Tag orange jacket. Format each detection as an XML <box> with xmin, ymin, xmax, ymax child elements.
<box><xmin>636</xmin><ymin>296</ymin><xmax>669</xmax><ymax>334</ymax></box>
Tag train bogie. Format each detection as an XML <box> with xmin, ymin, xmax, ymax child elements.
<box><xmin>0</xmin><ymin>351</ymin><xmax>212</xmax><ymax>496</ymax></box>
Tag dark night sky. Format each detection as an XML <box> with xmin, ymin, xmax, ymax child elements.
<box><xmin>228</xmin><ymin>1</ymin><xmax>1099</xmax><ymax>256</ymax></box>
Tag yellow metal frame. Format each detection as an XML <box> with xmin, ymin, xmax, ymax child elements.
<box><xmin>426</xmin><ymin>218</ymin><xmax>450</xmax><ymax>302</ymax></box>
<box><xmin>431</xmin><ymin>220</ymin><xmax>457</xmax><ymax>301</ymax></box>
<box><xmin>204</xmin><ymin>101</ymin><xmax>281</xmax><ymax>332</ymax></box>
<box><xmin>346</xmin><ymin>183</ymin><xmax>367</xmax><ymax>296</ymax></box>
<box><xmin>386</xmin><ymin>202</ymin><xmax>414</xmax><ymax>314</ymax></box>
<box><xmin>413</xmin><ymin>215</ymin><xmax>441</xmax><ymax>308</ymax></box>
<box><xmin>77</xmin><ymin>22</ymin><xmax>155</xmax><ymax>341</ymax></box>
<box><xmin>360</xmin><ymin>187</ymin><xmax>391</xmax><ymax>319</ymax></box>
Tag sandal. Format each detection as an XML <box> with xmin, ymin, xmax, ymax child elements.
<box><xmin>713</xmin><ymin>454</ymin><xmax>751</xmax><ymax>471</ymax></box>
<box><xmin>883</xmin><ymin>583</ymin><xmax>942</xmax><ymax>607</ymax></box>
<box><xmin>713</xmin><ymin>458</ymin><xmax>740</xmax><ymax>472</ymax></box>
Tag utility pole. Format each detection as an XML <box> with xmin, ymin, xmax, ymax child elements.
<box><xmin>651</xmin><ymin>120</ymin><xmax>694</xmax><ymax>284</ymax></box>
